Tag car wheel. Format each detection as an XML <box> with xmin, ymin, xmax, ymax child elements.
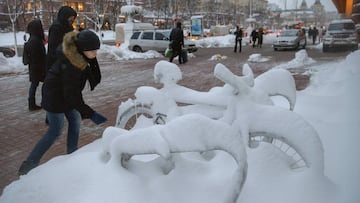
<box><xmin>322</xmin><ymin>45</ymin><xmax>329</xmax><ymax>52</ymax></box>
<box><xmin>133</xmin><ymin>46</ymin><xmax>143</xmax><ymax>52</ymax></box>
<box><xmin>2</xmin><ymin>52</ymin><xmax>10</xmax><ymax>58</ymax></box>
<box><xmin>353</xmin><ymin>44</ymin><xmax>359</xmax><ymax>51</ymax></box>
<box><xmin>2</xmin><ymin>51</ymin><xmax>14</xmax><ymax>58</ymax></box>
<box><xmin>274</xmin><ymin>47</ymin><xmax>278</xmax><ymax>51</ymax></box>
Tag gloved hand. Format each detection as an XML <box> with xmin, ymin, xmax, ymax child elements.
<box><xmin>90</xmin><ymin>112</ymin><xmax>108</xmax><ymax>125</ymax></box>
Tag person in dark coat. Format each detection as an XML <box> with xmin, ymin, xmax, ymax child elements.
<box><xmin>308</xmin><ymin>27</ymin><xmax>314</xmax><ymax>41</ymax></box>
<box><xmin>46</xmin><ymin>6</ymin><xmax>77</xmax><ymax>71</ymax></box>
<box><xmin>312</xmin><ymin>27</ymin><xmax>319</xmax><ymax>45</ymax></box>
<box><xmin>169</xmin><ymin>21</ymin><xmax>184</xmax><ymax>64</ymax></box>
<box><xmin>234</xmin><ymin>26</ymin><xmax>243</xmax><ymax>53</ymax></box>
<box><xmin>24</xmin><ymin>19</ymin><xmax>46</xmax><ymax>111</ymax></box>
<box><xmin>251</xmin><ymin>29</ymin><xmax>258</xmax><ymax>48</ymax></box>
<box><xmin>257</xmin><ymin>27</ymin><xmax>264</xmax><ymax>48</ymax></box>
<box><xmin>44</xmin><ymin>6</ymin><xmax>77</xmax><ymax>126</ymax></box>
<box><xmin>18</xmin><ymin>30</ymin><xmax>107</xmax><ymax>175</ymax></box>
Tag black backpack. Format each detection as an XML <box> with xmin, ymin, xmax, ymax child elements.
<box><xmin>22</xmin><ymin>42</ymin><xmax>30</xmax><ymax>65</ymax></box>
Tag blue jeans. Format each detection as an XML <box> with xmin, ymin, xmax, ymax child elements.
<box><xmin>26</xmin><ymin>109</ymin><xmax>81</xmax><ymax>164</ymax></box>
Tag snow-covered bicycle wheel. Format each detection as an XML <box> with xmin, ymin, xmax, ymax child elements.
<box><xmin>116</xmin><ymin>100</ymin><xmax>160</xmax><ymax>130</ymax></box>
<box><xmin>249</xmin><ymin>132</ymin><xmax>306</xmax><ymax>170</ymax></box>
<box><xmin>244</xmin><ymin>106</ymin><xmax>324</xmax><ymax>173</ymax></box>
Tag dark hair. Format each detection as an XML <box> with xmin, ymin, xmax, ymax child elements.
<box><xmin>176</xmin><ymin>21</ymin><xmax>182</xmax><ymax>28</ymax></box>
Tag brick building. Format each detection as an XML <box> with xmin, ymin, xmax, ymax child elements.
<box><xmin>0</xmin><ymin>0</ymin><xmax>128</xmax><ymax>32</ymax></box>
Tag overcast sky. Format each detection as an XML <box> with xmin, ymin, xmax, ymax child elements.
<box><xmin>268</xmin><ymin>0</ymin><xmax>337</xmax><ymax>11</ymax></box>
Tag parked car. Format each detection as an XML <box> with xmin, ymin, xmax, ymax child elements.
<box><xmin>273</xmin><ymin>29</ymin><xmax>306</xmax><ymax>51</ymax></box>
<box><xmin>0</xmin><ymin>46</ymin><xmax>16</xmax><ymax>58</ymax></box>
<box><xmin>323</xmin><ymin>19</ymin><xmax>358</xmax><ymax>52</ymax></box>
<box><xmin>128</xmin><ymin>30</ymin><xmax>198</xmax><ymax>54</ymax></box>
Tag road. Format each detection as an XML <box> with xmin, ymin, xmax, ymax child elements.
<box><xmin>0</xmin><ymin>44</ymin><xmax>351</xmax><ymax>194</ymax></box>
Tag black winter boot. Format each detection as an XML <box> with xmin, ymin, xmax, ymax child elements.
<box><xmin>29</xmin><ymin>98</ymin><xmax>41</xmax><ymax>111</ymax></box>
<box><xmin>18</xmin><ymin>160</ymin><xmax>38</xmax><ymax>176</ymax></box>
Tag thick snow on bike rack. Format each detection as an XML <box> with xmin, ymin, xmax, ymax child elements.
<box><xmin>115</xmin><ymin>61</ymin><xmax>324</xmax><ymax>174</ymax></box>
<box><xmin>215</xmin><ymin>63</ymin><xmax>323</xmax><ymax>173</ymax></box>
<box><xmin>103</xmin><ymin>114</ymin><xmax>247</xmax><ymax>203</ymax></box>
<box><xmin>254</xmin><ymin>68</ymin><xmax>296</xmax><ymax>111</ymax></box>
<box><xmin>116</xmin><ymin>61</ymin><xmax>297</xmax><ymax>128</ymax></box>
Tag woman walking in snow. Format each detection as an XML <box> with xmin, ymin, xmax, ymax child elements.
<box><xmin>23</xmin><ymin>19</ymin><xmax>46</xmax><ymax>111</ymax></box>
<box><xmin>18</xmin><ymin>30</ymin><xmax>107</xmax><ymax>175</ymax></box>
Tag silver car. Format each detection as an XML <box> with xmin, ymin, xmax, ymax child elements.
<box><xmin>129</xmin><ymin>30</ymin><xmax>198</xmax><ymax>53</ymax></box>
<box><xmin>322</xmin><ymin>19</ymin><xmax>358</xmax><ymax>52</ymax></box>
<box><xmin>273</xmin><ymin>29</ymin><xmax>307</xmax><ymax>51</ymax></box>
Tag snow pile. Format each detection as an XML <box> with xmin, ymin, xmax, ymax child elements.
<box><xmin>0</xmin><ymin>55</ymin><xmax>26</xmax><ymax>74</ymax></box>
<box><xmin>247</xmin><ymin>53</ymin><xmax>271</xmax><ymax>62</ymax></box>
<box><xmin>196</xmin><ymin>35</ymin><xmax>235</xmax><ymax>48</ymax></box>
<box><xmin>97</xmin><ymin>44</ymin><xmax>163</xmax><ymax>61</ymax></box>
<box><xmin>154</xmin><ymin>60</ymin><xmax>182</xmax><ymax>84</ymax></box>
<box><xmin>121</xmin><ymin>5</ymin><xmax>143</xmax><ymax>15</ymax></box>
<box><xmin>306</xmin><ymin>50</ymin><xmax>360</xmax><ymax>96</ymax></box>
<box><xmin>275</xmin><ymin>49</ymin><xmax>316</xmax><ymax>69</ymax></box>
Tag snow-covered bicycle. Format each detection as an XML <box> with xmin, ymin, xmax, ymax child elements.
<box><xmin>115</xmin><ymin>60</ymin><xmax>324</xmax><ymax>173</ymax></box>
<box><xmin>116</xmin><ymin>61</ymin><xmax>296</xmax><ymax>128</ymax></box>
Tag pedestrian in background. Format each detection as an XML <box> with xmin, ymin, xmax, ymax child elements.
<box><xmin>46</xmin><ymin>6</ymin><xmax>77</xmax><ymax>71</ymax></box>
<box><xmin>308</xmin><ymin>27</ymin><xmax>313</xmax><ymax>41</ymax></box>
<box><xmin>169</xmin><ymin>21</ymin><xmax>184</xmax><ymax>64</ymax></box>
<box><xmin>234</xmin><ymin>26</ymin><xmax>243</xmax><ymax>53</ymax></box>
<box><xmin>18</xmin><ymin>30</ymin><xmax>107</xmax><ymax>176</ymax></box>
<box><xmin>257</xmin><ymin>27</ymin><xmax>264</xmax><ymax>48</ymax></box>
<box><xmin>251</xmin><ymin>29</ymin><xmax>258</xmax><ymax>48</ymax></box>
<box><xmin>312</xmin><ymin>27</ymin><xmax>319</xmax><ymax>45</ymax></box>
<box><xmin>318</xmin><ymin>26</ymin><xmax>323</xmax><ymax>43</ymax></box>
<box><xmin>44</xmin><ymin>6</ymin><xmax>77</xmax><ymax>125</ymax></box>
<box><xmin>23</xmin><ymin>19</ymin><xmax>46</xmax><ymax>111</ymax></box>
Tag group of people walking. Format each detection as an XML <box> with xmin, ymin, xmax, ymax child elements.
<box><xmin>19</xmin><ymin>6</ymin><xmax>107</xmax><ymax>175</ymax></box>
<box><xmin>250</xmin><ymin>27</ymin><xmax>264</xmax><ymax>48</ymax></box>
<box><xmin>233</xmin><ymin>26</ymin><xmax>264</xmax><ymax>52</ymax></box>
<box><xmin>308</xmin><ymin>26</ymin><xmax>325</xmax><ymax>44</ymax></box>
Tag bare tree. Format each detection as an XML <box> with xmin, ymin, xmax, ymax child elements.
<box><xmin>84</xmin><ymin>0</ymin><xmax>112</xmax><ymax>44</ymax></box>
<box><xmin>2</xmin><ymin>0</ymin><xmax>26</xmax><ymax>56</ymax></box>
<box><xmin>110</xmin><ymin>0</ymin><xmax>125</xmax><ymax>30</ymax></box>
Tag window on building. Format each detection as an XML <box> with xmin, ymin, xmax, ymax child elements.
<box><xmin>78</xmin><ymin>3</ymin><xmax>84</xmax><ymax>11</ymax></box>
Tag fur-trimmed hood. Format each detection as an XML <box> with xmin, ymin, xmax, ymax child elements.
<box><xmin>62</xmin><ymin>31</ymin><xmax>88</xmax><ymax>70</ymax></box>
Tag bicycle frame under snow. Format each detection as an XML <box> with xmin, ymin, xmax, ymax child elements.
<box><xmin>115</xmin><ymin>60</ymin><xmax>324</xmax><ymax>173</ymax></box>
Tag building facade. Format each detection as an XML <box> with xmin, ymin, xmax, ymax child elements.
<box><xmin>0</xmin><ymin>0</ymin><xmax>128</xmax><ymax>32</ymax></box>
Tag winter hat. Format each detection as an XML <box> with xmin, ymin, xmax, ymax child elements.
<box><xmin>26</xmin><ymin>19</ymin><xmax>45</xmax><ymax>40</ymax></box>
<box><xmin>75</xmin><ymin>30</ymin><xmax>100</xmax><ymax>51</ymax></box>
<box><xmin>57</xmin><ymin>6</ymin><xmax>77</xmax><ymax>24</ymax></box>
